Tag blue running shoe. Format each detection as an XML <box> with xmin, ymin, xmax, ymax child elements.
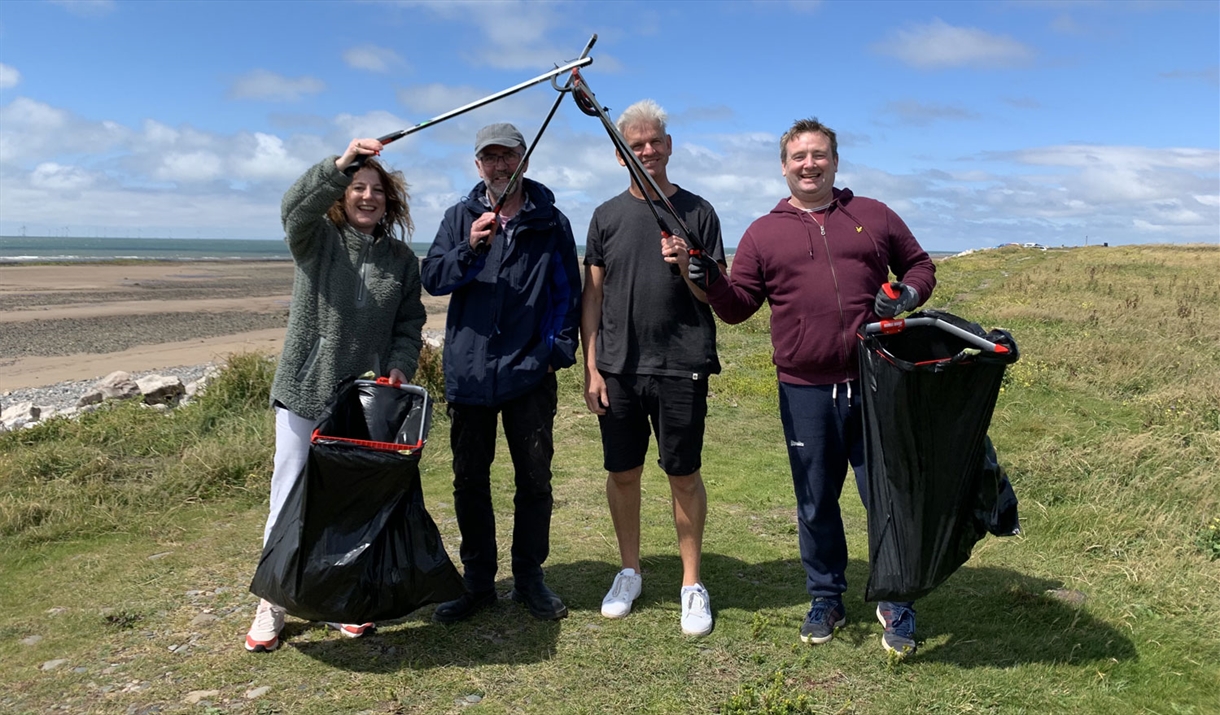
<box><xmin>876</xmin><ymin>601</ymin><xmax>917</xmax><ymax>658</ymax></box>
<box><xmin>800</xmin><ymin>597</ymin><xmax>845</xmax><ymax>644</ymax></box>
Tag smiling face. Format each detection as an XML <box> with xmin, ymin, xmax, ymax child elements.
<box><xmin>343</xmin><ymin>167</ymin><xmax>386</xmax><ymax>234</ymax></box>
<box><xmin>782</xmin><ymin>130</ymin><xmax>838</xmax><ymax>209</ymax></box>
<box><xmin>619</xmin><ymin>120</ymin><xmax>672</xmax><ymax>182</ymax></box>
<box><xmin>475</xmin><ymin>143</ymin><xmax>525</xmax><ymax>201</ymax></box>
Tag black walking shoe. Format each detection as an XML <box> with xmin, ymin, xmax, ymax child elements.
<box><xmin>800</xmin><ymin>597</ymin><xmax>846</xmax><ymax>644</ymax></box>
<box><xmin>509</xmin><ymin>582</ymin><xmax>569</xmax><ymax>620</ymax></box>
<box><xmin>432</xmin><ymin>589</ymin><xmax>497</xmax><ymax>624</ymax></box>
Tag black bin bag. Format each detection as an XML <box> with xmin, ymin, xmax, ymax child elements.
<box><xmin>250</xmin><ymin>377</ymin><xmax>464</xmax><ymax>623</ymax></box>
<box><xmin>857</xmin><ymin>309</ymin><xmax>1021</xmax><ymax>602</ymax></box>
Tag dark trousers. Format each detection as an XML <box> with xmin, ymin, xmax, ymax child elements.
<box><xmin>778</xmin><ymin>380</ymin><xmax>869</xmax><ymax>599</ymax></box>
<box><xmin>447</xmin><ymin>374</ymin><xmax>557</xmax><ymax>593</ymax></box>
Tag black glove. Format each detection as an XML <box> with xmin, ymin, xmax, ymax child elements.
<box><xmin>874</xmin><ymin>281</ymin><xmax>919</xmax><ymax>318</ymax></box>
<box><xmin>686</xmin><ymin>253</ymin><xmax>721</xmax><ymax>291</ymax></box>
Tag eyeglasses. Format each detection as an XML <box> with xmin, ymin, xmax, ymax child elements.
<box><xmin>478</xmin><ymin>151</ymin><xmax>523</xmax><ymax>167</ymax></box>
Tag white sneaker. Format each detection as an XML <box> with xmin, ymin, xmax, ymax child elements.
<box><xmin>680</xmin><ymin>584</ymin><xmax>713</xmax><ymax>636</ymax></box>
<box><xmin>600</xmin><ymin>568</ymin><xmax>643</xmax><ymax>619</ymax></box>
<box><xmin>245</xmin><ymin>599</ymin><xmax>285</xmax><ymax>652</ymax></box>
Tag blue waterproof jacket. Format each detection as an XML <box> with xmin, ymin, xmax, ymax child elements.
<box><xmin>421</xmin><ymin>179</ymin><xmax>581</xmax><ymax>406</ymax></box>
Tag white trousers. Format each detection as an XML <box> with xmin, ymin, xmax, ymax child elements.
<box><xmin>263</xmin><ymin>406</ymin><xmax>313</xmax><ymax>545</ymax></box>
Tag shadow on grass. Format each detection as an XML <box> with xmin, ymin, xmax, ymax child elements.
<box><xmin>895</xmin><ymin>564</ymin><xmax>1139</xmax><ymax>668</ymax></box>
<box><xmin>287</xmin><ymin>595</ymin><xmax>563</xmax><ymax>672</ymax></box>
<box><xmin>290</xmin><ymin>555</ymin><xmax>1136</xmax><ymax>672</ymax></box>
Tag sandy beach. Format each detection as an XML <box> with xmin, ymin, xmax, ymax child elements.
<box><xmin>0</xmin><ymin>261</ymin><xmax>449</xmax><ymax>391</ymax></box>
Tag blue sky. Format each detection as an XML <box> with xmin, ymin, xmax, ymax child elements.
<box><xmin>0</xmin><ymin>0</ymin><xmax>1216</xmax><ymax>251</ymax></box>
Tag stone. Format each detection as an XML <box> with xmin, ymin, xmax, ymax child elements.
<box><xmin>1045</xmin><ymin>588</ymin><xmax>1088</xmax><ymax>607</ymax></box>
<box><xmin>182</xmin><ymin>690</ymin><xmax>219</xmax><ymax>705</ymax></box>
<box><xmin>40</xmin><ymin>659</ymin><xmax>69</xmax><ymax>671</ymax></box>
<box><xmin>20</xmin><ymin>635</ymin><xmax>43</xmax><ymax>645</ymax></box>
<box><xmin>1</xmin><ymin>402</ymin><xmax>40</xmax><ymax>431</ymax></box>
<box><xmin>147</xmin><ymin>552</ymin><xmax>172</xmax><ymax>561</ymax></box>
<box><xmin>137</xmin><ymin>375</ymin><xmax>185</xmax><ymax>406</ymax></box>
<box><xmin>245</xmin><ymin>686</ymin><xmax>271</xmax><ymax>699</ymax></box>
<box><xmin>78</xmin><ymin>371</ymin><xmax>140</xmax><ymax>407</ymax></box>
<box><xmin>189</xmin><ymin>613</ymin><xmax>219</xmax><ymax>627</ymax></box>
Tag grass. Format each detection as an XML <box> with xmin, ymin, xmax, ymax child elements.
<box><xmin>1</xmin><ymin>244</ymin><xmax>1217</xmax><ymax>714</ymax></box>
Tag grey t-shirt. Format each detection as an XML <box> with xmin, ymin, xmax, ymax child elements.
<box><xmin>585</xmin><ymin>187</ymin><xmax>726</xmax><ymax>378</ymax></box>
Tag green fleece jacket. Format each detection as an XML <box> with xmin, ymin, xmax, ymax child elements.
<box><xmin>269</xmin><ymin>157</ymin><xmax>426</xmax><ymax>420</ymax></box>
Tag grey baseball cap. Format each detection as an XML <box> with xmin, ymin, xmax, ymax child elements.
<box><xmin>475</xmin><ymin>123</ymin><xmax>525</xmax><ymax>154</ymax></box>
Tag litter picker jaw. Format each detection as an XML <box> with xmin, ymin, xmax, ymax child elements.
<box><xmin>569</xmin><ymin>69</ymin><xmax>708</xmax><ymax>271</ymax></box>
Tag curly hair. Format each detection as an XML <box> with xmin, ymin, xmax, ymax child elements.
<box><xmin>327</xmin><ymin>157</ymin><xmax>414</xmax><ymax>240</ymax></box>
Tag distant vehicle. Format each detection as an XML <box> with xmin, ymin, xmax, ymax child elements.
<box><xmin>1021</xmin><ymin>243</ymin><xmax>1048</xmax><ymax>250</ymax></box>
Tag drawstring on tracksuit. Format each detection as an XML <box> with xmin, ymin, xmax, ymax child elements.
<box><xmin>831</xmin><ymin>381</ymin><xmax>853</xmax><ymax>405</ymax></box>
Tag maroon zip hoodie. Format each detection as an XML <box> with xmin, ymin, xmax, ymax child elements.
<box><xmin>706</xmin><ymin>188</ymin><xmax>936</xmax><ymax>386</ymax></box>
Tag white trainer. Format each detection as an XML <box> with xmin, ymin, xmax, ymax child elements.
<box><xmin>245</xmin><ymin>599</ymin><xmax>286</xmax><ymax>653</ymax></box>
<box><xmin>600</xmin><ymin>568</ymin><xmax>643</xmax><ymax>619</ymax></box>
<box><xmin>680</xmin><ymin>584</ymin><xmax>713</xmax><ymax>636</ymax></box>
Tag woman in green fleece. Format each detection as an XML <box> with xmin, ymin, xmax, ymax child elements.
<box><xmin>245</xmin><ymin>138</ymin><xmax>427</xmax><ymax>653</ymax></box>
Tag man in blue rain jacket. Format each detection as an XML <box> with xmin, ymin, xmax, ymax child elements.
<box><xmin>421</xmin><ymin>123</ymin><xmax>581</xmax><ymax>623</ymax></box>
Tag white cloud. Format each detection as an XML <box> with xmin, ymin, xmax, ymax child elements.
<box><xmin>0</xmin><ymin>97</ymin><xmax>129</xmax><ymax>165</ymax></box>
<box><xmin>155</xmin><ymin>151</ymin><xmax>225</xmax><ymax>183</ymax></box>
<box><xmin>880</xmin><ymin>100</ymin><xmax>981</xmax><ymax>126</ymax></box>
<box><xmin>873</xmin><ymin>19</ymin><xmax>1035</xmax><ymax>70</ymax></box>
<box><xmin>228</xmin><ymin>70</ymin><xmax>325</xmax><ymax>102</ymax></box>
<box><xmin>31</xmin><ymin>162</ymin><xmax>94</xmax><ymax>191</ymax></box>
<box><xmin>2</xmin><ymin>85</ymin><xmax>1215</xmax><ymax>251</ymax></box>
<box><xmin>231</xmin><ymin>133</ymin><xmax>310</xmax><ymax>182</ymax></box>
<box><xmin>0</xmin><ymin>64</ymin><xmax>20</xmax><ymax>89</ymax></box>
<box><xmin>405</xmin><ymin>0</ymin><xmax>584</xmax><ymax>70</ymax></box>
<box><xmin>343</xmin><ymin>44</ymin><xmax>407</xmax><ymax>73</ymax></box>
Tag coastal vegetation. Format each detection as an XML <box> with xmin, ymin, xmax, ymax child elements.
<box><xmin>1</xmin><ymin>244</ymin><xmax>1217</xmax><ymax>714</ymax></box>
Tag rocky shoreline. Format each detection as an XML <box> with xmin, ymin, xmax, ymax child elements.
<box><xmin>1</xmin><ymin>327</ymin><xmax>444</xmax><ymax>428</ymax></box>
<box><xmin>1</xmin><ymin>364</ymin><xmax>218</xmax><ymax>420</ymax></box>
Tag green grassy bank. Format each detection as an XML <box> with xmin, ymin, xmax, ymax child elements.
<box><xmin>1</xmin><ymin>244</ymin><xmax>1217</xmax><ymax>714</ymax></box>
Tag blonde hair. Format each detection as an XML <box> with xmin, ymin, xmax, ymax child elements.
<box><xmin>615</xmin><ymin>99</ymin><xmax>668</xmax><ymax>136</ymax></box>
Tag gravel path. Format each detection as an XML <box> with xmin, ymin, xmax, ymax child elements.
<box><xmin>0</xmin><ymin>311</ymin><xmax>290</xmax><ymax>358</ymax></box>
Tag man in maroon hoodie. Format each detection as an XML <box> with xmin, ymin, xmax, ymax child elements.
<box><xmin>686</xmin><ymin>118</ymin><xmax>936</xmax><ymax>658</ymax></box>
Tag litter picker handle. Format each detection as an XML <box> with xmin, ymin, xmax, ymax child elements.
<box><xmin>882</xmin><ymin>282</ymin><xmax>900</xmax><ymax>300</ymax></box>
<box><xmin>345</xmin><ymin>54</ymin><xmax>595</xmax><ymax>174</ymax></box>
<box><xmin>861</xmin><ymin>317</ymin><xmax>1011</xmax><ymax>355</ymax></box>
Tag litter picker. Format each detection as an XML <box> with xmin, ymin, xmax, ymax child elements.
<box><xmin>476</xmin><ymin>35</ymin><xmax>598</xmax><ymax>249</ymax></box>
<box><xmin>568</xmin><ymin>69</ymin><xmax>708</xmax><ymax>269</ymax></box>
<box><xmin>346</xmin><ymin>51</ymin><xmax>595</xmax><ymax>174</ymax></box>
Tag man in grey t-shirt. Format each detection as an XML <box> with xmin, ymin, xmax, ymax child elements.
<box><xmin>580</xmin><ymin>99</ymin><xmax>728</xmax><ymax>637</ymax></box>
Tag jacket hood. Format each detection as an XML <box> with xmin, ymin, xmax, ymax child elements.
<box><xmin>769</xmin><ymin>187</ymin><xmax>856</xmax><ymax>216</ymax></box>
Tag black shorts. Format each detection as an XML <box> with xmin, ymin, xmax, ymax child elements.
<box><xmin>597</xmin><ymin>372</ymin><xmax>708</xmax><ymax>476</ymax></box>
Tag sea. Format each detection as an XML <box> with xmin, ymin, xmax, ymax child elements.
<box><xmin>0</xmin><ymin>236</ymin><xmax>621</xmax><ymax>263</ymax></box>
<box><xmin>0</xmin><ymin>236</ymin><xmax>440</xmax><ymax>263</ymax></box>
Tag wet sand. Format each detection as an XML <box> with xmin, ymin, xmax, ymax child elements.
<box><xmin>0</xmin><ymin>262</ymin><xmax>448</xmax><ymax>390</ymax></box>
